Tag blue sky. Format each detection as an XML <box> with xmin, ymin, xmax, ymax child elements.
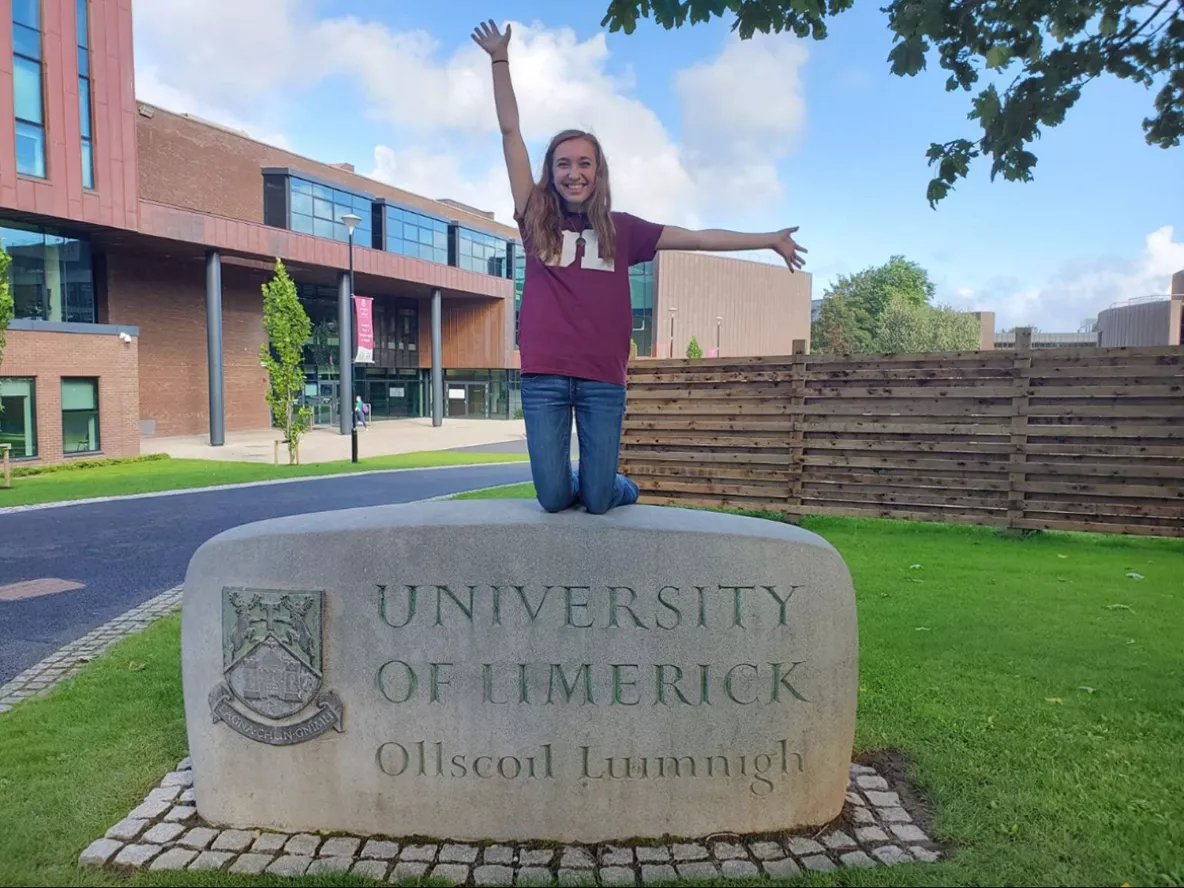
<box><xmin>134</xmin><ymin>0</ymin><xmax>1183</xmax><ymax>332</ymax></box>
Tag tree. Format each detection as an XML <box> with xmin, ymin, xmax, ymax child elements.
<box><xmin>811</xmin><ymin>255</ymin><xmax>936</xmax><ymax>353</ymax></box>
<box><xmin>259</xmin><ymin>259</ymin><xmax>312</xmax><ymax>465</ymax></box>
<box><xmin>601</xmin><ymin>0</ymin><xmax>1183</xmax><ymax>206</ymax></box>
<box><xmin>0</xmin><ymin>246</ymin><xmax>12</xmax><ymax>375</ymax></box>
<box><xmin>811</xmin><ymin>294</ymin><xmax>871</xmax><ymax>354</ymax></box>
<box><xmin>875</xmin><ymin>293</ymin><xmax>981</xmax><ymax>353</ymax></box>
<box><xmin>686</xmin><ymin>335</ymin><xmax>704</xmax><ymax>358</ymax></box>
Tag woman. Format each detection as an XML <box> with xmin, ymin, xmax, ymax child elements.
<box><xmin>472</xmin><ymin>19</ymin><xmax>807</xmax><ymax>515</ymax></box>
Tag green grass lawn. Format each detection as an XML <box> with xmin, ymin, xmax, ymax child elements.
<box><xmin>0</xmin><ymin>451</ymin><xmax>529</xmax><ymax>508</ymax></box>
<box><xmin>1</xmin><ymin>490</ymin><xmax>1181</xmax><ymax>886</ymax></box>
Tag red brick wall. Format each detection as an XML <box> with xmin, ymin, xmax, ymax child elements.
<box><xmin>0</xmin><ymin>327</ymin><xmax>140</xmax><ymax>464</ymax></box>
<box><xmin>136</xmin><ymin>105</ymin><xmax>518</xmax><ymax>240</ymax></box>
<box><xmin>103</xmin><ymin>251</ymin><xmax>270</xmax><ymax>437</ymax></box>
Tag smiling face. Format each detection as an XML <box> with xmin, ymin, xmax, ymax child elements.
<box><xmin>550</xmin><ymin>136</ymin><xmax>598</xmax><ymax>210</ymax></box>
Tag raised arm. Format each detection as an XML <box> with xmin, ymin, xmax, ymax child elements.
<box><xmin>656</xmin><ymin>225</ymin><xmax>808</xmax><ymax>273</ymax></box>
<box><xmin>472</xmin><ymin>20</ymin><xmax>534</xmax><ymax>217</ymax></box>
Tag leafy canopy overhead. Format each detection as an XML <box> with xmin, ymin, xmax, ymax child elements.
<box><xmin>600</xmin><ymin>0</ymin><xmax>1183</xmax><ymax>206</ymax></box>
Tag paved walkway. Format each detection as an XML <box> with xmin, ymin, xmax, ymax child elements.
<box><xmin>0</xmin><ymin>463</ymin><xmax>533</xmax><ymax>684</ymax></box>
<box><xmin>140</xmin><ymin>418</ymin><xmax>536</xmax><ymax>464</ymax></box>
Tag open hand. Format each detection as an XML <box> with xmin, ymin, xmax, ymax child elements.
<box><xmin>471</xmin><ymin>19</ymin><xmax>511</xmax><ymax>58</ymax></box>
<box><xmin>772</xmin><ymin>227</ymin><xmax>807</xmax><ymax>273</ymax></box>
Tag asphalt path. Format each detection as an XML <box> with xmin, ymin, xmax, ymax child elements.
<box><xmin>0</xmin><ymin>462</ymin><xmax>533</xmax><ymax>684</ymax></box>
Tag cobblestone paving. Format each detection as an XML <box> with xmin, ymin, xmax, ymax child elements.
<box><xmin>0</xmin><ymin>586</ymin><xmax>182</xmax><ymax>713</ymax></box>
<box><xmin>80</xmin><ymin>759</ymin><xmax>943</xmax><ymax>881</ymax></box>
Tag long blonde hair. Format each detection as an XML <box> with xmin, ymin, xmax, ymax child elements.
<box><xmin>523</xmin><ymin>129</ymin><xmax>616</xmax><ymax>265</ymax></box>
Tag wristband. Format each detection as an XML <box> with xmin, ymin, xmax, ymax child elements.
<box><xmin>492</xmin><ymin>59</ymin><xmax>509</xmax><ymax>65</ymax></box>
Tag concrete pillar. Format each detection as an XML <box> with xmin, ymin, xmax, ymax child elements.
<box><xmin>205</xmin><ymin>249</ymin><xmax>225</xmax><ymax>447</ymax></box>
<box><xmin>431</xmin><ymin>288</ymin><xmax>443</xmax><ymax>427</ymax></box>
<box><xmin>338</xmin><ymin>270</ymin><xmax>352</xmax><ymax>435</ymax></box>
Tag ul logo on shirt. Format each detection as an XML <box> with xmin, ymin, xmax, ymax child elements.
<box><xmin>547</xmin><ymin>230</ymin><xmax>615</xmax><ymax>273</ymax></box>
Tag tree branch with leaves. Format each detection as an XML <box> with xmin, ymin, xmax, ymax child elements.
<box><xmin>259</xmin><ymin>259</ymin><xmax>312</xmax><ymax>465</ymax></box>
<box><xmin>601</xmin><ymin>0</ymin><xmax>1183</xmax><ymax>206</ymax></box>
<box><xmin>0</xmin><ymin>245</ymin><xmax>12</xmax><ymax>371</ymax></box>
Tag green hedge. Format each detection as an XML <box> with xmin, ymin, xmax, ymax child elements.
<box><xmin>10</xmin><ymin>452</ymin><xmax>171</xmax><ymax>478</ymax></box>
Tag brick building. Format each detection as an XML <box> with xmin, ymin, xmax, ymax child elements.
<box><xmin>0</xmin><ymin>0</ymin><xmax>812</xmax><ymax>465</ymax></box>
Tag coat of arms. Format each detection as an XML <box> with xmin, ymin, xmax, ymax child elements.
<box><xmin>208</xmin><ymin>587</ymin><xmax>343</xmax><ymax>745</ymax></box>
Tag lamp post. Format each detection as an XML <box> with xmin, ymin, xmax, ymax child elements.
<box><xmin>341</xmin><ymin>213</ymin><xmax>362</xmax><ymax>464</ymax></box>
<box><xmin>716</xmin><ymin>315</ymin><xmax>723</xmax><ymax>355</ymax></box>
<box><xmin>668</xmin><ymin>307</ymin><xmax>677</xmax><ymax>359</ymax></box>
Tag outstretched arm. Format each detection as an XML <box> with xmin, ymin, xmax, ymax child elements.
<box><xmin>656</xmin><ymin>225</ymin><xmax>808</xmax><ymax>273</ymax></box>
<box><xmin>472</xmin><ymin>20</ymin><xmax>534</xmax><ymax>217</ymax></box>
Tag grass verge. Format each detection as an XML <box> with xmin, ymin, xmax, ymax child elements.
<box><xmin>0</xmin><ymin>451</ymin><xmax>529</xmax><ymax>508</ymax></box>
<box><xmin>0</xmin><ymin>492</ymin><xmax>1180</xmax><ymax>886</ymax></box>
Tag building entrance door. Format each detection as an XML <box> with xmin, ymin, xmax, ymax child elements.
<box><xmin>445</xmin><ymin>382</ymin><xmax>490</xmax><ymax>418</ymax></box>
<box><xmin>309</xmin><ymin>378</ymin><xmax>339</xmax><ymax>427</ymax></box>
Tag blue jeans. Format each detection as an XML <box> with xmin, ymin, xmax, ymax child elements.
<box><xmin>520</xmin><ymin>374</ymin><xmax>640</xmax><ymax>515</ymax></box>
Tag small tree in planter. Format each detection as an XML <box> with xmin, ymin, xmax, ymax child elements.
<box><xmin>259</xmin><ymin>259</ymin><xmax>312</xmax><ymax>465</ymax></box>
<box><xmin>686</xmin><ymin>335</ymin><xmax>703</xmax><ymax>359</ymax></box>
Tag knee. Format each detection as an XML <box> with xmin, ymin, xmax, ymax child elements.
<box><xmin>581</xmin><ymin>486</ymin><xmax>614</xmax><ymax>515</ymax></box>
<box><xmin>536</xmin><ymin>489</ymin><xmax>572</xmax><ymax>513</ymax></box>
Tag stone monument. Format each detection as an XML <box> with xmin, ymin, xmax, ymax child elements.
<box><xmin>180</xmin><ymin>500</ymin><xmax>858</xmax><ymax>842</ymax></box>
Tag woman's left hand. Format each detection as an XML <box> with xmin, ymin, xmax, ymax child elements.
<box><xmin>772</xmin><ymin>227</ymin><xmax>807</xmax><ymax>273</ymax></box>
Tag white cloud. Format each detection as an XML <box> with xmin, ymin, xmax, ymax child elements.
<box><xmin>133</xmin><ymin>64</ymin><xmax>293</xmax><ymax>150</ymax></box>
<box><xmin>131</xmin><ymin>4</ymin><xmax>810</xmax><ymax>230</ymax></box>
<box><xmin>132</xmin><ymin>0</ymin><xmax>317</xmax><ymax>114</ymax></box>
<box><xmin>676</xmin><ymin>34</ymin><xmax>809</xmax><ymax>210</ymax></box>
<box><xmin>948</xmin><ymin>225</ymin><xmax>1184</xmax><ymax>331</ymax></box>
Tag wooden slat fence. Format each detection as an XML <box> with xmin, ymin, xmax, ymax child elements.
<box><xmin>619</xmin><ymin>331</ymin><xmax>1184</xmax><ymax>537</ymax></box>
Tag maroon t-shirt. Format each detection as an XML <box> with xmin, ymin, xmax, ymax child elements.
<box><xmin>516</xmin><ymin>207</ymin><xmax>665</xmax><ymax>387</ymax></box>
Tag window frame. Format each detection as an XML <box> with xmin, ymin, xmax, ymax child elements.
<box><xmin>12</xmin><ymin>1</ymin><xmax>46</xmax><ymax>179</ymax></box>
<box><xmin>60</xmin><ymin>376</ymin><xmax>101</xmax><ymax>455</ymax></box>
<box><xmin>0</xmin><ymin>376</ymin><xmax>38</xmax><ymax>459</ymax></box>
<box><xmin>77</xmin><ymin>0</ymin><xmax>94</xmax><ymax>189</ymax></box>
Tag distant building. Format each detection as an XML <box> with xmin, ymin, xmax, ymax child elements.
<box><xmin>994</xmin><ymin>330</ymin><xmax>1099</xmax><ymax>349</ymax></box>
<box><xmin>1095</xmin><ymin>272</ymin><xmax>1183</xmax><ymax>347</ymax></box>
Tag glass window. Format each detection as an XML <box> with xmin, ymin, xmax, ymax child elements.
<box><xmin>1</xmin><ymin>222</ymin><xmax>96</xmax><ymax>322</ymax></box>
<box><xmin>77</xmin><ymin>0</ymin><xmax>94</xmax><ymax>189</ymax></box>
<box><xmin>61</xmin><ymin>378</ymin><xmax>100</xmax><ymax>454</ymax></box>
<box><xmin>13</xmin><ymin>56</ymin><xmax>43</xmax><ymax>124</ymax></box>
<box><xmin>13</xmin><ymin>0</ymin><xmax>40</xmax><ymax>29</ymax></box>
<box><xmin>290</xmin><ymin>190</ymin><xmax>312</xmax><ymax>216</ymax></box>
<box><xmin>0</xmin><ymin>378</ymin><xmax>37</xmax><ymax>459</ymax></box>
<box><xmin>13</xmin><ymin>23</ymin><xmax>40</xmax><ymax>59</ymax></box>
<box><xmin>458</xmin><ymin>227</ymin><xmax>511</xmax><ymax>277</ymax></box>
<box><xmin>15</xmin><ymin>121</ymin><xmax>46</xmax><ymax>178</ymax></box>
<box><xmin>629</xmin><ymin>262</ymin><xmax>654</xmax><ymax>355</ymax></box>
<box><xmin>291</xmin><ymin>212</ymin><xmax>313</xmax><ymax>234</ymax></box>
<box><xmin>286</xmin><ymin>176</ymin><xmax>372</xmax><ymax>244</ymax></box>
<box><xmin>13</xmin><ymin>3</ymin><xmax>46</xmax><ymax>181</ymax></box>
<box><xmin>76</xmin><ymin>0</ymin><xmax>88</xmax><ymax>45</ymax></box>
<box><xmin>78</xmin><ymin>78</ymin><xmax>91</xmax><ymax>137</ymax></box>
<box><xmin>313</xmin><ymin>197</ymin><xmax>334</xmax><ymax>220</ymax></box>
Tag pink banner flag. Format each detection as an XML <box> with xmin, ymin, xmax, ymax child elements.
<box><xmin>353</xmin><ymin>295</ymin><xmax>374</xmax><ymax>364</ymax></box>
